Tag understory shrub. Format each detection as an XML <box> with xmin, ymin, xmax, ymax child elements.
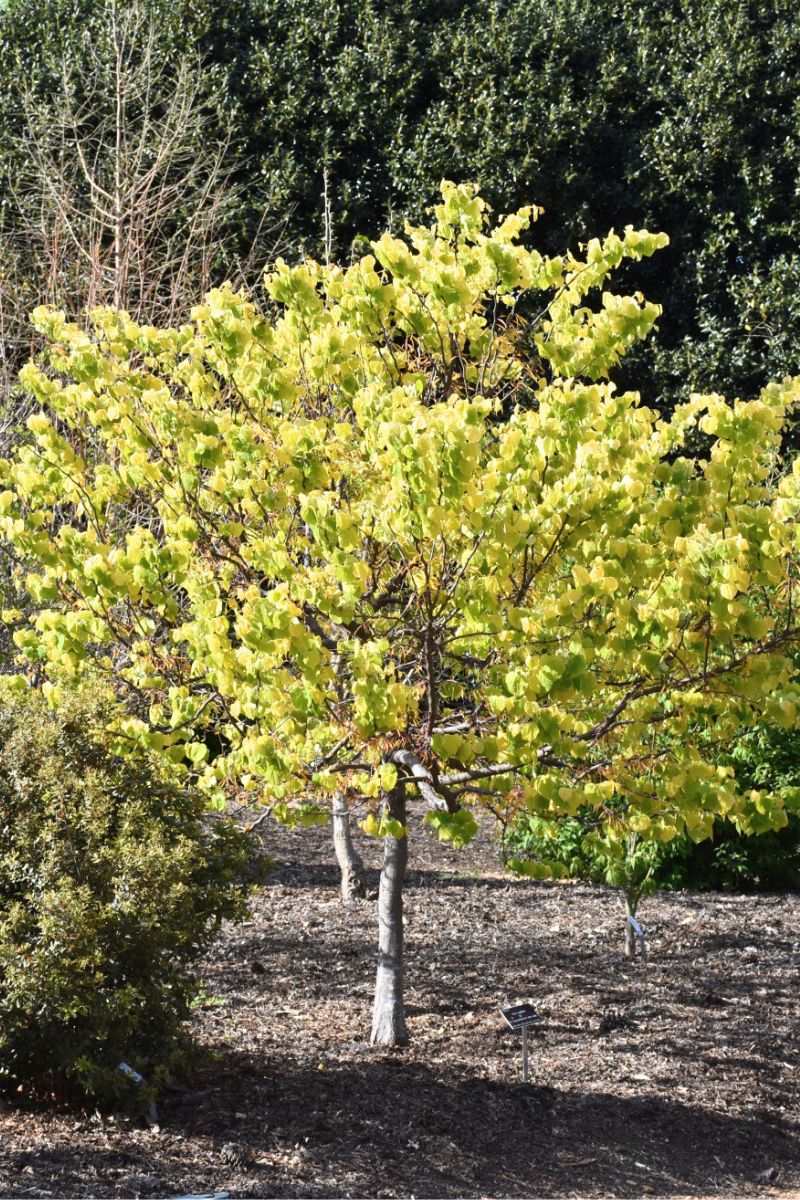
<box><xmin>506</xmin><ymin>810</ymin><xmax>800</xmax><ymax>897</ymax></box>
<box><xmin>507</xmin><ymin>718</ymin><xmax>800</xmax><ymax>898</ymax></box>
<box><xmin>0</xmin><ymin>682</ymin><xmax>259</xmax><ymax>1105</ymax></box>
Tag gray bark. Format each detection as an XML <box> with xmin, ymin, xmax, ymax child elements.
<box><xmin>370</xmin><ymin>781</ymin><xmax>409</xmax><ymax>1046</ymax></box>
<box><xmin>624</xmin><ymin>890</ymin><xmax>639</xmax><ymax>958</ymax></box>
<box><xmin>625</xmin><ymin>919</ymin><xmax>636</xmax><ymax>958</ymax></box>
<box><xmin>332</xmin><ymin>793</ymin><xmax>366</xmax><ymax>903</ymax></box>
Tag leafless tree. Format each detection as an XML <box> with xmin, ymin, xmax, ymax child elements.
<box><xmin>0</xmin><ymin>0</ymin><xmax>281</xmax><ymax>396</ymax></box>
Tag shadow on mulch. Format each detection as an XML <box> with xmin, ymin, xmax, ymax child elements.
<box><xmin>271</xmin><ymin>862</ymin><xmax>524</xmax><ymax>893</ymax></box>
<box><xmin>5</xmin><ymin>1048</ymin><xmax>792</xmax><ymax>1200</ymax></box>
<box><xmin>161</xmin><ymin>1046</ymin><xmax>800</xmax><ymax>1198</ymax></box>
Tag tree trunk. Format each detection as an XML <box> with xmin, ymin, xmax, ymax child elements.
<box><xmin>111</xmin><ymin>0</ymin><xmax>125</xmax><ymax>309</ymax></box>
<box><xmin>332</xmin><ymin>793</ymin><xmax>366</xmax><ymax>903</ymax></box>
<box><xmin>624</xmin><ymin>890</ymin><xmax>638</xmax><ymax>958</ymax></box>
<box><xmin>370</xmin><ymin>782</ymin><xmax>409</xmax><ymax>1046</ymax></box>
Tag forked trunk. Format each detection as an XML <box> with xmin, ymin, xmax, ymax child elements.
<box><xmin>370</xmin><ymin>781</ymin><xmax>408</xmax><ymax>1046</ymax></box>
<box><xmin>332</xmin><ymin>793</ymin><xmax>366</xmax><ymax>902</ymax></box>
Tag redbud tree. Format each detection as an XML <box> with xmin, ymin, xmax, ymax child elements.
<box><xmin>3</xmin><ymin>184</ymin><xmax>799</xmax><ymax>1044</ymax></box>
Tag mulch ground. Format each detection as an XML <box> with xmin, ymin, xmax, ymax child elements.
<box><xmin>2</xmin><ymin>803</ymin><xmax>799</xmax><ymax>1199</ymax></box>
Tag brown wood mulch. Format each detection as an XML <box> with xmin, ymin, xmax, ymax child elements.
<box><xmin>1</xmin><ymin>804</ymin><xmax>799</xmax><ymax>1199</ymax></box>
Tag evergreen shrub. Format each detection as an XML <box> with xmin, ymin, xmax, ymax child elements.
<box><xmin>0</xmin><ymin>682</ymin><xmax>259</xmax><ymax>1104</ymax></box>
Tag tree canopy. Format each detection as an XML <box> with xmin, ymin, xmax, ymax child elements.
<box><xmin>2</xmin><ymin>183</ymin><xmax>799</xmax><ymax>1038</ymax></box>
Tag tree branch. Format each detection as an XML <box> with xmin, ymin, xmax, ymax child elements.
<box><xmin>389</xmin><ymin>749</ymin><xmax>458</xmax><ymax>813</ymax></box>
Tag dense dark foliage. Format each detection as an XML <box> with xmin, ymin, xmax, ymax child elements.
<box><xmin>1</xmin><ymin>0</ymin><xmax>798</xmax><ymax>416</ymax></box>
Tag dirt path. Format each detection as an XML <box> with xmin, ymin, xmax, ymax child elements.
<box><xmin>2</xmin><ymin>806</ymin><xmax>799</xmax><ymax>1198</ymax></box>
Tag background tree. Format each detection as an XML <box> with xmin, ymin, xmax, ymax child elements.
<box><xmin>0</xmin><ymin>0</ymin><xmax>278</xmax><ymax>393</ymax></box>
<box><xmin>505</xmin><ymin>716</ymin><xmax>800</xmax><ymax>945</ymax></box>
<box><xmin>2</xmin><ymin>185</ymin><xmax>799</xmax><ymax>1047</ymax></box>
<box><xmin>0</xmin><ymin>0</ymin><xmax>282</xmax><ymax>676</ymax></box>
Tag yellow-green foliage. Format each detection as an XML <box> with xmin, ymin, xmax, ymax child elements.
<box><xmin>1</xmin><ymin>183</ymin><xmax>799</xmax><ymax>849</ymax></box>
<box><xmin>0</xmin><ymin>683</ymin><xmax>256</xmax><ymax>1104</ymax></box>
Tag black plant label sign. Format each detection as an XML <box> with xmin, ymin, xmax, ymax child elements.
<box><xmin>499</xmin><ymin>1003</ymin><xmax>540</xmax><ymax>1030</ymax></box>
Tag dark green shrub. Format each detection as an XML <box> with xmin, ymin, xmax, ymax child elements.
<box><xmin>506</xmin><ymin>717</ymin><xmax>800</xmax><ymax>898</ymax></box>
<box><xmin>0</xmin><ymin>682</ymin><xmax>259</xmax><ymax>1105</ymax></box>
<box><xmin>505</xmin><ymin>811</ymin><xmax>666</xmax><ymax>929</ymax></box>
<box><xmin>659</xmin><ymin>818</ymin><xmax>800</xmax><ymax>892</ymax></box>
<box><xmin>659</xmin><ymin>721</ymin><xmax>800</xmax><ymax>891</ymax></box>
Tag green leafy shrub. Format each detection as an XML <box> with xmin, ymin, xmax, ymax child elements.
<box><xmin>506</xmin><ymin>809</ymin><xmax>800</xmax><ymax>898</ymax></box>
<box><xmin>658</xmin><ymin>719</ymin><xmax>800</xmax><ymax>892</ymax></box>
<box><xmin>0</xmin><ymin>682</ymin><xmax>259</xmax><ymax>1105</ymax></box>
<box><xmin>507</xmin><ymin>716</ymin><xmax>800</xmax><ymax>900</ymax></box>
<box><xmin>506</xmin><ymin>811</ymin><xmax>665</xmax><ymax>922</ymax></box>
<box><xmin>656</xmin><ymin>720</ymin><xmax>800</xmax><ymax>892</ymax></box>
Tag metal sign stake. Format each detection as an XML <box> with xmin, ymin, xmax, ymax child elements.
<box><xmin>499</xmin><ymin>1003</ymin><xmax>540</xmax><ymax>1083</ymax></box>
